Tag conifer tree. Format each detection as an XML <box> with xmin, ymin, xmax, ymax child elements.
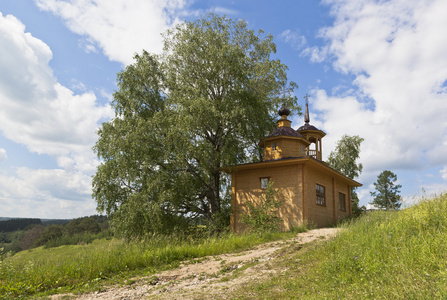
<box><xmin>370</xmin><ymin>170</ymin><xmax>402</xmax><ymax>210</ymax></box>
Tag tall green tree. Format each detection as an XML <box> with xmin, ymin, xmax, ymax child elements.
<box><xmin>93</xmin><ymin>14</ymin><xmax>299</xmax><ymax>237</ymax></box>
<box><xmin>370</xmin><ymin>170</ymin><xmax>402</xmax><ymax>210</ymax></box>
<box><xmin>327</xmin><ymin>135</ymin><xmax>364</xmax><ymax>215</ymax></box>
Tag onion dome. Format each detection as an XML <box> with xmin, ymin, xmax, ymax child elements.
<box><xmin>278</xmin><ymin>104</ymin><xmax>291</xmax><ymax>117</ymax></box>
<box><xmin>268</xmin><ymin>104</ymin><xmax>303</xmax><ymax>138</ymax></box>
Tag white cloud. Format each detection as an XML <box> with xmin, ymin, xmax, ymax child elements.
<box><xmin>301</xmin><ymin>46</ymin><xmax>329</xmax><ymax>63</ymax></box>
<box><xmin>280</xmin><ymin>29</ymin><xmax>307</xmax><ymax>50</ymax></box>
<box><xmin>0</xmin><ymin>168</ymin><xmax>96</xmax><ymax>218</ymax></box>
<box><xmin>309</xmin><ymin>0</ymin><xmax>447</xmax><ymax>172</ymax></box>
<box><xmin>0</xmin><ymin>12</ymin><xmax>113</xmax><ymax>174</ymax></box>
<box><xmin>35</xmin><ymin>0</ymin><xmax>187</xmax><ymax>65</ymax></box>
<box><xmin>210</xmin><ymin>6</ymin><xmax>238</xmax><ymax>15</ymax></box>
<box><xmin>301</xmin><ymin>0</ymin><xmax>447</xmax><ymax>204</ymax></box>
<box><xmin>0</xmin><ymin>148</ymin><xmax>6</xmax><ymax>163</ymax></box>
<box><xmin>441</xmin><ymin>167</ymin><xmax>447</xmax><ymax>181</ymax></box>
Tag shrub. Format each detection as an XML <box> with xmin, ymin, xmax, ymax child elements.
<box><xmin>240</xmin><ymin>181</ymin><xmax>283</xmax><ymax>233</ymax></box>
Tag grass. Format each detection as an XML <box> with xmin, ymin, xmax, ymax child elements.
<box><xmin>6</xmin><ymin>194</ymin><xmax>447</xmax><ymax>299</ymax></box>
<box><xmin>231</xmin><ymin>193</ymin><xmax>447</xmax><ymax>299</ymax></box>
<box><xmin>0</xmin><ymin>225</ymin><xmax>308</xmax><ymax>299</ymax></box>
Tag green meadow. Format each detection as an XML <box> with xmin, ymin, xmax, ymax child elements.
<box><xmin>2</xmin><ymin>194</ymin><xmax>447</xmax><ymax>299</ymax></box>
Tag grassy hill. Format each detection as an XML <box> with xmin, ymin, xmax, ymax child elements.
<box><xmin>231</xmin><ymin>193</ymin><xmax>447</xmax><ymax>299</ymax></box>
<box><xmin>1</xmin><ymin>194</ymin><xmax>447</xmax><ymax>299</ymax></box>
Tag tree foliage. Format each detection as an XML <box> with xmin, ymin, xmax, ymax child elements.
<box><xmin>370</xmin><ymin>170</ymin><xmax>402</xmax><ymax>210</ymax></box>
<box><xmin>19</xmin><ymin>225</ymin><xmax>43</xmax><ymax>251</ymax></box>
<box><xmin>0</xmin><ymin>218</ymin><xmax>42</xmax><ymax>232</ymax></box>
<box><xmin>33</xmin><ymin>224</ymin><xmax>64</xmax><ymax>247</ymax></box>
<box><xmin>327</xmin><ymin>135</ymin><xmax>364</xmax><ymax>179</ymax></box>
<box><xmin>327</xmin><ymin>135</ymin><xmax>364</xmax><ymax>215</ymax></box>
<box><xmin>93</xmin><ymin>14</ymin><xmax>298</xmax><ymax>237</ymax></box>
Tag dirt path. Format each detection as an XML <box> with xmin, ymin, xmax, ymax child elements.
<box><xmin>53</xmin><ymin>228</ymin><xmax>340</xmax><ymax>300</ymax></box>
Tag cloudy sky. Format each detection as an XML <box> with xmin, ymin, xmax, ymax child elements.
<box><xmin>1</xmin><ymin>0</ymin><xmax>446</xmax><ymax>218</ymax></box>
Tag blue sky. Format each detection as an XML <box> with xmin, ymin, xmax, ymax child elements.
<box><xmin>1</xmin><ymin>0</ymin><xmax>447</xmax><ymax>218</ymax></box>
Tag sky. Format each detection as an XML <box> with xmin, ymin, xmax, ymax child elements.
<box><xmin>1</xmin><ymin>0</ymin><xmax>447</xmax><ymax>219</ymax></box>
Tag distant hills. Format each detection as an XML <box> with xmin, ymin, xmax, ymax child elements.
<box><xmin>0</xmin><ymin>217</ymin><xmax>71</xmax><ymax>232</ymax></box>
<box><xmin>0</xmin><ymin>217</ymin><xmax>71</xmax><ymax>222</ymax></box>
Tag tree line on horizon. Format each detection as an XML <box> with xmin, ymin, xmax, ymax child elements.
<box><xmin>0</xmin><ymin>218</ymin><xmax>43</xmax><ymax>232</ymax></box>
<box><xmin>0</xmin><ymin>215</ymin><xmax>110</xmax><ymax>256</ymax></box>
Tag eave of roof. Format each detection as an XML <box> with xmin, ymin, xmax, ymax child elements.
<box><xmin>224</xmin><ymin>156</ymin><xmax>362</xmax><ymax>187</ymax></box>
<box><xmin>259</xmin><ymin>135</ymin><xmax>311</xmax><ymax>147</ymax></box>
<box><xmin>297</xmin><ymin>127</ymin><xmax>327</xmax><ymax>137</ymax></box>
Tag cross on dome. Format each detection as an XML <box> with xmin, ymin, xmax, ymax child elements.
<box><xmin>278</xmin><ymin>84</ymin><xmax>292</xmax><ymax>116</ymax></box>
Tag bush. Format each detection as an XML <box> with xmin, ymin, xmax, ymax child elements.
<box><xmin>240</xmin><ymin>181</ymin><xmax>283</xmax><ymax>233</ymax></box>
<box><xmin>34</xmin><ymin>224</ymin><xmax>64</xmax><ymax>247</ymax></box>
<box><xmin>19</xmin><ymin>225</ymin><xmax>43</xmax><ymax>250</ymax></box>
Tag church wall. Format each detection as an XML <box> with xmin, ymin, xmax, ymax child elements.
<box><xmin>280</xmin><ymin>140</ymin><xmax>306</xmax><ymax>158</ymax></box>
<box><xmin>334</xmin><ymin>180</ymin><xmax>351</xmax><ymax>221</ymax></box>
<box><xmin>304</xmin><ymin>166</ymin><xmax>335</xmax><ymax>227</ymax></box>
<box><xmin>303</xmin><ymin>166</ymin><xmax>351</xmax><ymax>227</ymax></box>
<box><xmin>232</xmin><ymin>163</ymin><xmax>303</xmax><ymax>233</ymax></box>
<box><xmin>263</xmin><ymin>139</ymin><xmax>307</xmax><ymax>160</ymax></box>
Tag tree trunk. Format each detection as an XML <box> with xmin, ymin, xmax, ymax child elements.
<box><xmin>208</xmin><ymin>169</ymin><xmax>221</xmax><ymax>218</ymax></box>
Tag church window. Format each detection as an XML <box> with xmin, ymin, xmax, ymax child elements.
<box><xmin>339</xmin><ymin>192</ymin><xmax>346</xmax><ymax>211</ymax></box>
<box><xmin>260</xmin><ymin>177</ymin><xmax>269</xmax><ymax>189</ymax></box>
<box><xmin>316</xmin><ymin>184</ymin><xmax>326</xmax><ymax>206</ymax></box>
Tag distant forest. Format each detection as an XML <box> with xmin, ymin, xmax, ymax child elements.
<box><xmin>0</xmin><ymin>215</ymin><xmax>110</xmax><ymax>256</ymax></box>
<box><xmin>0</xmin><ymin>218</ymin><xmax>42</xmax><ymax>232</ymax></box>
<box><xmin>0</xmin><ymin>218</ymin><xmax>74</xmax><ymax>232</ymax></box>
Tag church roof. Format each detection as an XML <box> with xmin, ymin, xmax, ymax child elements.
<box><xmin>297</xmin><ymin>96</ymin><xmax>324</xmax><ymax>133</ymax></box>
<box><xmin>297</xmin><ymin>123</ymin><xmax>320</xmax><ymax>131</ymax></box>
<box><xmin>267</xmin><ymin>126</ymin><xmax>303</xmax><ymax>138</ymax></box>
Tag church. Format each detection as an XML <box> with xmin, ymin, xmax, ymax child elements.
<box><xmin>227</xmin><ymin>99</ymin><xmax>362</xmax><ymax>232</ymax></box>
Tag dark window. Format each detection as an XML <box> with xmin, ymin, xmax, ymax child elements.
<box><xmin>316</xmin><ymin>184</ymin><xmax>325</xmax><ymax>206</ymax></box>
<box><xmin>261</xmin><ymin>177</ymin><xmax>269</xmax><ymax>189</ymax></box>
<box><xmin>339</xmin><ymin>192</ymin><xmax>346</xmax><ymax>211</ymax></box>
<box><xmin>272</xmin><ymin>143</ymin><xmax>277</xmax><ymax>151</ymax></box>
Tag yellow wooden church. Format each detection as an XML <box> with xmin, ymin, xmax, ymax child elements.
<box><xmin>228</xmin><ymin>101</ymin><xmax>362</xmax><ymax>232</ymax></box>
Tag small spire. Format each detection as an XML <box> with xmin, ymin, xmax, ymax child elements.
<box><xmin>304</xmin><ymin>94</ymin><xmax>310</xmax><ymax>124</ymax></box>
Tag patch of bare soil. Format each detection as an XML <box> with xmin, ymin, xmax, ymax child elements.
<box><xmin>51</xmin><ymin>228</ymin><xmax>340</xmax><ymax>300</ymax></box>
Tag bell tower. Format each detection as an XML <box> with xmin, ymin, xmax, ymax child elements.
<box><xmin>260</xmin><ymin>104</ymin><xmax>310</xmax><ymax>161</ymax></box>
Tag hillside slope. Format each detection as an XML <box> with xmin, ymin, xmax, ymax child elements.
<box><xmin>231</xmin><ymin>194</ymin><xmax>447</xmax><ymax>299</ymax></box>
<box><xmin>51</xmin><ymin>228</ymin><xmax>339</xmax><ymax>299</ymax></box>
